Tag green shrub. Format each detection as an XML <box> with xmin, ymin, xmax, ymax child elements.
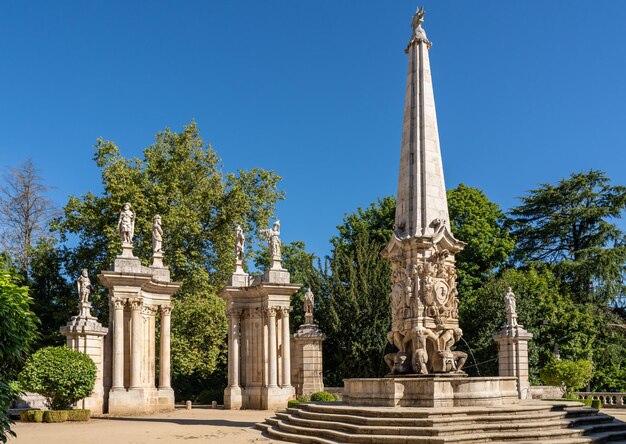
<box><xmin>67</xmin><ymin>409</ymin><xmax>91</xmax><ymax>421</ymax></box>
<box><xmin>18</xmin><ymin>410</ymin><xmax>44</xmax><ymax>423</ymax></box>
<box><xmin>18</xmin><ymin>346</ymin><xmax>96</xmax><ymax>410</ymax></box>
<box><xmin>310</xmin><ymin>391</ymin><xmax>336</xmax><ymax>402</ymax></box>
<box><xmin>18</xmin><ymin>411</ymin><xmax>30</xmax><ymax>423</ymax></box>
<box><xmin>332</xmin><ymin>392</ymin><xmax>341</xmax><ymax>401</ymax></box>
<box><xmin>540</xmin><ymin>359</ymin><xmax>593</xmax><ymax>397</ymax></box>
<box><xmin>296</xmin><ymin>394</ymin><xmax>310</xmax><ymax>402</ymax></box>
<box><xmin>43</xmin><ymin>410</ymin><xmax>68</xmax><ymax>423</ymax></box>
<box><xmin>287</xmin><ymin>400</ymin><xmax>301</xmax><ymax>408</ymax></box>
<box><xmin>591</xmin><ymin>399</ymin><xmax>602</xmax><ymax>410</ymax></box>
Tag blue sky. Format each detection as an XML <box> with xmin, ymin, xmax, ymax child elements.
<box><xmin>1</xmin><ymin>1</ymin><xmax>625</xmax><ymax>260</ymax></box>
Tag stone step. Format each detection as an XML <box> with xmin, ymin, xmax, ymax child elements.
<box><xmin>256</xmin><ymin>421</ymin><xmax>340</xmax><ymax>444</ymax></box>
<box><xmin>287</xmin><ymin>406</ymin><xmax>606</xmax><ymax>428</ymax></box>
<box><xmin>297</xmin><ymin>401</ymin><xmax>589</xmax><ymax>419</ymax></box>
<box><xmin>276</xmin><ymin>411</ymin><xmax>606</xmax><ymax>437</ymax></box>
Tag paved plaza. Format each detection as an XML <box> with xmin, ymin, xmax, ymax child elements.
<box><xmin>11</xmin><ymin>406</ymin><xmax>278</xmax><ymax>444</ymax></box>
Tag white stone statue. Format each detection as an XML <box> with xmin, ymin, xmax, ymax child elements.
<box><xmin>152</xmin><ymin>215</ymin><xmax>163</xmax><ymax>253</ymax></box>
<box><xmin>261</xmin><ymin>220</ymin><xmax>282</xmax><ymax>263</ymax></box>
<box><xmin>505</xmin><ymin>287</ymin><xmax>518</xmax><ymax>327</ymax></box>
<box><xmin>235</xmin><ymin>224</ymin><xmax>245</xmax><ymax>263</ymax></box>
<box><xmin>77</xmin><ymin>269</ymin><xmax>92</xmax><ymax>303</ymax></box>
<box><xmin>117</xmin><ymin>202</ymin><xmax>135</xmax><ymax>245</ymax></box>
<box><xmin>304</xmin><ymin>288</ymin><xmax>314</xmax><ymax>323</ymax></box>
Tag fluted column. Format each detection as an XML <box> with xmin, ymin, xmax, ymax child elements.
<box><xmin>159</xmin><ymin>305</ymin><xmax>172</xmax><ymax>389</ymax></box>
<box><xmin>111</xmin><ymin>297</ymin><xmax>125</xmax><ymax>389</ymax></box>
<box><xmin>130</xmin><ymin>299</ymin><xmax>143</xmax><ymax>388</ymax></box>
<box><xmin>267</xmin><ymin>307</ymin><xmax>278</xmax><ymax>387</ymax></box>
<box><xmin>231</xmin><ymin>310</ymin><xmax>241</xmax><ymax>388</ymax></box>
<box><xmin>281</xmin><ymin>307</ymin><xmax>292</xmax><ymax>387</ymax></box>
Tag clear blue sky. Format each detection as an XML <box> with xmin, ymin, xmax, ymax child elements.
<box><xmin>1</xmin><ymin>1</ymin><xmax>625</xmax><ymax>260</ymax></box>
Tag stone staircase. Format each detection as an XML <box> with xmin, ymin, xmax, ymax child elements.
<box><xmin>256</xmin><ymin>401</ymin><xmax>626</xmax><ymax>443</ymax></box>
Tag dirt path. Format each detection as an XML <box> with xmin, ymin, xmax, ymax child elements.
<box><xmin>11</xmin><ymin>407</ymin><xmax>284</xmax><ymax>444</ymax></box>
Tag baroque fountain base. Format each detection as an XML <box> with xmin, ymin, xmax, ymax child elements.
<box><xmin>343</xmin><ymin>376</ymin><xmax>519</xmax><ymax>407</ymax></box>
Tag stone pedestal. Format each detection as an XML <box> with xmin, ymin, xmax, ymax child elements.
<box><xmin>220</xmin><ymin>269</ymin><xmax>299</xmax><ymax>410</ymax></box>
<box><xmin>493</xmin><ymin>324</ymin><xmax>533</xmax><ymax>399</ymax></box>
<box><xmin>99</xmin><ymin>252</ymin><xmax>180</xmax><ymax>415</ymax></box>
<box><xmin>343</xmin><ymin>376</ymin><xmax>519</xmax><ymax>407</ymax></box>
<box><xmin>291</xmin><ymin>323</ymin><xmax>325</xmax><ymax>397</ymax></box>
<box><xmin>60</xmin><ymin>305</ymin><xmax>108</xmax><ymax>414</ymax></box>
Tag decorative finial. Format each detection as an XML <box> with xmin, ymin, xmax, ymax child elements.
<box><xmin>411</xmin><ymin>7</ymin><xmax>425</xmax><ymax>31</ymax></box>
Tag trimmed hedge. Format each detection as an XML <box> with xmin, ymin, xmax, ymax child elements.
<box><xmin>287</xmin><ymin>400</ymin><xmax>301</xmax><ymax>408</ymax></box>
<box><xmin>19</xmin><ymin>410</ymin><xmax>44</xmax><ymax>423</ymax></box>
<box><xmin>67</xmin><ymin>409</ymin><xmax>91</xmax><ymax>421</ymax></box>
<box><xmin>310</xmin><ymin>391</ymin><xmax>336</xmax><ymax>402</ymax></box>
<box><xmin>591</xmin><ymin>399</ymin><xmax>602</xmax><ymax>410</ymax></box>
<box><xmin>43</xmin><ymin>410</ymin><xmax>68</xmax><ymax>423</ymax></box>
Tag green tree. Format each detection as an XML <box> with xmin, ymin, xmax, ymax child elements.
<box><xmin>509</xmin><ymin>170</ymin><xmax>626</xmax><ymax>305</ymax></box>
<box><xmin>18</xmin><ymin>346</ymin><xmax>96</xmax><ymax>410</ymax></box>
<box><xmin>0</xmin><ymin>270</ymin><xmax>38</xmax><ymax>442</ymax></box>
<box><xmin>447</xmin><ymin>184</ymin><xmax>515</xmax><ymax>294</ymax></box>
<box><xmin>459</xmin><ymin>267</ymin><xmax>596</xmax><ymax>382</ymax></box>
<box><xmin>28</xmin><ymin>239</ymin><xmax>75</xmax><ymax>348</ymax></box>
<box><xmin>53</xmin><ymin>122</ymin><xmax>284</xmax><ymax>396</ymax></box>
<box><xmin>540</xmin><ymin>359</ymin><xmax>593</xmax><ymax>397</ymax></box>
<box><xmin>318</xmin><ymin>198</ymin><xmax>394</xmax><ymax>385</ymax></box>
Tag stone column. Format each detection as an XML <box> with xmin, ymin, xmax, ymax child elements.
<box><xmin>281</xmin><ymin>307</ymin><xmax>291</xmax><ymax>387</ymax></box>
<box><xmin>130</xmin><ymin>299</ymin><xmax>143</xmax><ymax>388</ymax></box>
<box><xmin>267</xmin><ymin>307</ymin><xmax>278</xmax><ymax>387</ymax></box>
<box><xmin>111</xmin><ymin>297</ymin><xmax>125</xmax><ymax>390</ymax></box>
<box><xmin>231</xmin><ymin>310</ymin><xmax>241</xmax><ymax>388</ymax></box>
<box><xmin>159</xmin><ymin>305</ymin><xmax>172</xmax><ymax>389</ymax></box>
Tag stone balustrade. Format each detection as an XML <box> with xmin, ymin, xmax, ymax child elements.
<box><xmin>575</xmin><ymin>392</ymin><xmax>626</xmax><ymax>407</ymax></box>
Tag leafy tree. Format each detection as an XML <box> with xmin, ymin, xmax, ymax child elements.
<box><xmin>540</xmin><ymin>359</ymin><xmax>593</xmax><ymax>397</ymax></box>
<box><xmin>18</xmin><ymin>346</ymin><xmax>96</xmax><ymax>410</ymax></box>
<box><xmin>0</xmin><ymin>269</ymin><xmax>38</xmax><ymax>442</ymax></box>
<box><xmin>510</xmin><ymin>170</ymin><xmax>626</xmax><ymax>305</ymax></box>
<box><xmin>53</xmin><ymin>122</ymin><xmax>284</xmax><ymax>396</ymax></box>
<box><xmin>447</xmin><ymin>184</ymin><xmax>515</xmax><ymax>294</ymax></box>
<box><xmin>318</xmin><ymin>198</ymin><xmax>394</xmax><ymax>385</ymax></box>
<box><xmin>28</xmin><ymin>239</ymin><xmax>76</xmax><ymax>348</ymax></box>
<box><xmin>459</xmin><ymin>267</ymin><xmax>597</xmax><ymax>382</ymax></box>
<box><xmin>0</xmin><ymin>158</ymin><xmax>56</xmax><ymax>275</ymax></box>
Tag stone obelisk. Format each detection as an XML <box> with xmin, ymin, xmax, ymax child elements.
<box><xmin>382</xmin><ymin>7</ymin><xmax>466</xmax><ymax>375</ymax></box>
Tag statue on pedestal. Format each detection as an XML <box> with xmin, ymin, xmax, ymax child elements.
<box><xmin>304</xmin><ymin>288</ymin><xmax>314</xmax><ymax>324</ymax></box>
<box><xmin>261</xmin><ymin>220</ymin><xmax>282</xmax><ymax>266</ymax></box>
<box><xmin>235</xmin><ymin>224</ymin><xmax>245</xmax><ymax>263</ymax></box>
<box><xmin>117</xmin><ymin>203</ymin><xmax>135</xmax><ymax>245</ymax></box>
<box><xmin>505</xmin><ymin>287</ymin><xmax>518</xmax><ymax>327</ymax></box>
<box><xmin>152</xmin><ymin>215</ymin><xmax>163</xmax><ymax>253</ymax></box>
<box><xmin>77</xmin><ymin>269</ymin><xmax>92</xmax><ymax>304</ymax></box>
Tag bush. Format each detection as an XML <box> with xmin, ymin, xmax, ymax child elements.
<box><xmin>0</xmin><ymin>270</ymin><xmax>38</xmax><ymax>442</ymax></box>
<box><xmin>18</xmin><ymin>346</ymin><xmax>96</xmax><ymax>410</ymax></box>
<box><xmin>296</xmin><ymin>394</ymin><xmax>310</xmax><ymax>402</ymax></box>
<box><xmin>43</xmin><ymin>410</ymin><xmax>68</xmax><ymax>423</ymax></box>
<box><xmin>591</xmin><ymin>399</ymin><xmax>602</xmax><ymax>410</ymax></box>
<box><xmin>287</xmin><ymin>400</ymin><xmax>301</xmax><ymax>408</ymax></box>
<box><xmin>540</xmin><ymin>359</ymin><xmax>593</xmax><ymax>397</ymax></box>
<box><xmin>19</xmin><ymin>410</ymin><xmax>44</xmax><ymax>423</ymax></box>
<box><xmin>310</xmin><ymin>391</ymin><xmax>336</xmax><ymax>402</ymax></box>
<box><xmin>67</xmin><ymin>409</ymin><xmax>90</xmax><ymax>421</ymax></box>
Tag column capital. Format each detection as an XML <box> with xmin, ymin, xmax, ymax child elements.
<box><xmin>264</xmin><ymin>306</ymin><xmax>278</xmax><ymax>317</ymax></box>
<box><xmin>226</xmin><ymin>308</ymin><xmax>242</xmax><ymax>319</ymax></box>
<box><xmin>160</xmin><ymin>304</ymin><xmax>173</xmax><ymax>316</ymax></box>
<box><xmin>111</xmin><ymin>297</ymin><xmax>126</xmax><ymax>309</ymax></box>
<box><xmin>142</xmin><ymin>305</ymin><xmax>158</xmax><ymax>316</ymax></box>
<box><xmin>279</xmin><ymin>306</ymin><xmax>292</xmax><ymax>316</ymax></box>
<box><xmin>130</xmin><ymin>298</ymin><xmax>143</xmax><ymax>310</ymax></box>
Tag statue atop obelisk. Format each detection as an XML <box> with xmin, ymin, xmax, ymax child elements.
<box><xmin>382</xmin><ymin>8</ymin><xmax>466</xmax><ymax>376</ymax></box>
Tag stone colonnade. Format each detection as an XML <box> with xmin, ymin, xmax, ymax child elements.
<box><xmin>99</xmin><ymin>249</ymin><xmax>180</xmax><ymax>414</ymax></box>
<box><xmin>221</xmin><ymin>266</ymin><xmax>300</xmax><ymax>410</ymax></box>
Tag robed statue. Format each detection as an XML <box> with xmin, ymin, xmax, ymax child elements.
<box><xmin>77</xmin><ymin>269</ymin><xmax>92</xmax><ymax>303</ymax></box>
<box><xmin>118</xmin><ymin>202</ymin><xmax>135</xmax><ymax>245</ymax></box>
